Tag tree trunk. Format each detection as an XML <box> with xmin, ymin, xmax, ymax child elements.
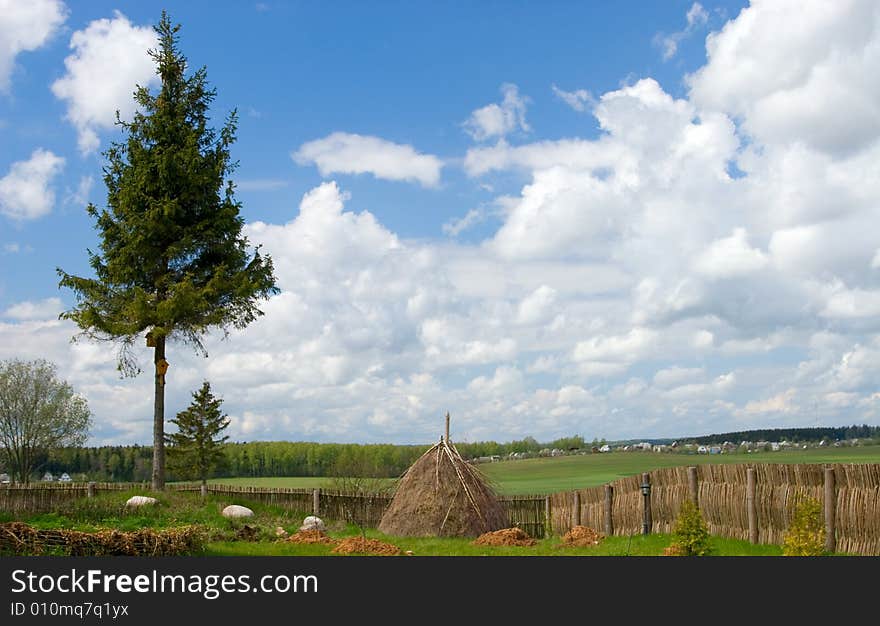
<box><xmin>151</xmin><ymin>335</ymin><xmax>166</xmax><ymax>491</ymax></box>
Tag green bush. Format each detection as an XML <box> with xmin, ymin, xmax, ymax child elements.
<box><xmin>783</xmin><ymin>497</ymin><xmax>825</xmax><ymax>556</ymax></box>
<box><xmin>669</xmin><ymin>500</ymin><xmax>711</xmax><ymax>556</ymax></box>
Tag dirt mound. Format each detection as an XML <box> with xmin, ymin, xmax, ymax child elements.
<box><xmin>331</xmin><ymin>537</ymin><xmax>401</xmax><ymax>556</ymax></box>
<box><xmin>235</xmin><ymin>525</ymin><xmax>259</xmax><ymax>541</ymax></box>
<box><xmin>472</xmin><ymin>527</ymin><xmax>537</xmax><ymax>547</ymax></box>
<box><xmin>560</xmin><ymin>525</ymin><xmax>603</xmax><ymax>547</ymax></box>
<box><xmin>286</xmin><ymin>529</ymin><xmax>337</xmax><ymax>545</ymax></box>
<box><xmin>663</xmin><ymin>544</ymin><xmax>685</xmax><ymax>556</ymax></box>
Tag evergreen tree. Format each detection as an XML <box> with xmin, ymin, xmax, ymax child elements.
<box><xmin>166</xmin><ymin>381</ymin><xmax>229</xmax><ymax>487</ymax></box>
<box><xmin>57</xmin><ymin>12</ymin><xmax>278</xmax><ymax>490</ymax></box>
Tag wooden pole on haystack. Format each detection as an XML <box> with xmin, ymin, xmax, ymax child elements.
<box><xmin>445</xmin><ymin>412</ymin><xmax>450</xmax><ymax>443</ymax></box>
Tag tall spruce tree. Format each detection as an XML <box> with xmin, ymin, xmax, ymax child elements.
<box><xmin>57</xmin><ymin>12</ymin><xmax>278</xmax><ymax>490</ymax></box>
<box><xmin>166</xmin><ymin>381</ymin><xmax>229</xmax><ymax>488</ymax></box>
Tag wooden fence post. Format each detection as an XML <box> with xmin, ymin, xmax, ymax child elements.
<box><xmin>200</xmin><ymin>484</ymin><xmax>207</xmax><ymax>499</ymax></box>
<box><xmin>824</xmin><ymin>466</ymin><xmax>836</xmax><ymax>554</ymax></box>
<box><xmin>312</xmin><ymin>488</ymin><xmax>321</xmax><ymax>516</ymax></box>
<box><xmin>747</xmin><ymin>467</ymin><xmax>758</xmax><ymax>544</ymax></box>
<box><xmin>544</xmin><ymin>495</ymin><xmax>552</xmax><ymax>538</ymax></box>
<box><xmin>604</xmin><ymin>485</ymin><xmax>614</xmax><ymax>536</ymax></box>
<box><xmin>87</xmin><ymin>482</ymin><xmax>95</xmax><ymax>498</ymax></box>
<box><xmin>641</xmin><ymin>472</ymin><xmax>652</xmax><ymax>535</ymax></box>
<box><xmin>572</xmin><ymin>491</ymin><xmax>581</xmax><ymax>528</ymax></box>
<box><xmin>688</xmin><ymin>466</ymin><xmax>699</xmax><ymax>505</ymax></box>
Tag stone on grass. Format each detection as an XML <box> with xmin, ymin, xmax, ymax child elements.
<box><xmin>275</xmin><ymin>526</ymin><xmax>289</xmax><ymax>538</ymax></box>
<box><xmin>222</xmin><ymin>504</ymin><xmax>254</xmax><ymax>519</ymax></box>
<box><xmin>300</xmin><ymin>515</ymin><xmax>325</xmax><ymax>531</ymax></box>
<box><xmin>125</xmin><ymin>495</ymin><xmax>158</xmax><ymax>508</ymax></box>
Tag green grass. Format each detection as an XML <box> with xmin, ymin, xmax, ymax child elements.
<box><xmin>0</xmin><ymin>488</ymin><xmax>824</xmax><ymax>556</ymax></box>
<box><xmin>202</xmin><ymin>529</ymin><xmax>783</xmax><ymax>557</ymax></box>
<box><xmin>0</xmin><ymin>489</ymin><xmax>310</xmax><ymax>541</ymax></box>
<box><xmin>479</xmin><ymin>446</ymin><xmax>880</xmax><ymax>495</ymax></box>
<box><xmin>196</xmin><ymin>446</ymin><xmax>880</xmax><ymax>495</ymax></box>
<box><xmin>201</xmin><ymin>477</ymin><xmax>339</xmax><ymax>489</ymax></box>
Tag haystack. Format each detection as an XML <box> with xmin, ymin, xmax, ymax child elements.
<box><xmin>378</xmin><ymin>435</ymin><xmax>507</xmax><ymax>537</ymax></box>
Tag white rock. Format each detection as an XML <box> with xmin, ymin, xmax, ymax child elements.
<box><xmin>222</xmin><ymin>504</ymin><xmax>254</xmax><ymax>519</ymax></box>
<box><xmin>275</xmin><ymin>526</ymin><xmax>289</xmax><ymax>538</ymax></box>
<box><xmin>125</xmin><ymin>495</ymin><xmax>158</xmax><ymax>507</ymax></box>
<box><xmin>299</xmin><ymin>515</ymin><xmax>325</xmax><ymax>531</ymax></box>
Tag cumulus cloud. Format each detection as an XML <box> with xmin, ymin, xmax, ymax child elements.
<box><xmin>694</xmin><ymin>228</ymin><xmax>768</xmax><ymax>278</ymax></box>
<box><xmin>6</xmin><ymin>2</ymin><xmax>880</xmax><ymax>445</ymax></box>
<box><xmin>688</xmin><ymin>0</ymin><xmax>880</xmax><ymax>155</ymax></box>
<box><xmin>0</xmin><ymin>149</ymin><xmax>65</xmax><ymax>220</ymax></box>
<box><xmin>0</xmin><ymin>0</ymin><xmax>67</xmax><ymax>92</ymax></box>
<box><xmin>463</xmin><ymin>83</ymin><xmax>530</xmax><ymax>141</ymax></box>
<box><xmin>293</xmin><ymin>132</ymin><xmax>443</xmax><ymax>187</ymax></box>
<box><xmin>51</xmin><ymin>12</ymin><xmax>158</xmax><ymax>154</ymax></box>
<box><xmin>3</xmin><ymin>297</ymin><xmax>63</xmax><ymax>320</ymax></box>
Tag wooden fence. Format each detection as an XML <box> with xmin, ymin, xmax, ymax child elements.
<box><xmin>2</xmin><ymin>463</ymin><xmax>879</xmax><ymax>553</ymax></box>
<box><xmin>552</xmin><ymin>463</ymin><xmax>880</xmax><ymax>555</ymax></box>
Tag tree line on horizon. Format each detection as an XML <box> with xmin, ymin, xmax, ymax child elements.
<box><xmin>688</xmin><ymin>425</ymin><xmax>880</xmax><ymax>445</ymax></box>
<box><xmin>24</xmin><ymin>436</ymin><xmax>588</xmax><ymax>483</ymax></box>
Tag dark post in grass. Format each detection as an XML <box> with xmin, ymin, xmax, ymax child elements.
<box><xmin>641</xmin><ymin>473</ymin><xmax>652</xmax><ymax>535</ymax></box>
<box><xmin>572</xmin><ymin>491</ymin><xmax>581</xmax><ymax>528</ymax></box>
<box><xmin>824</xmin><ymin>466</ymin><xmax>836</xmax><ymax>554</ymax></box>
<box><xmin>604</xmin><ymin>484</ymin><xmax>614</xmax><ymax>536</ymax></box>
<box><xmin>747</xmin><ymin>467</ymin><xmax>758</xmax><ymax>544</ymax></box>
<box><xmin>688</xmin><ymin>466</ymin><xmax>699</xmax><ymax>505</ymax></box>
<box><xmin>544</xmin><ymin>495</ymin><xmax>552</xmax><ymax>538</ymax></box>
<box><xmin>313</xmin><ymin>488</ymin><xmax>321</xmax><ymax>516</ymax></box>
<box><xmin>87</xmin><ymin>481</ymin><xmax>95</xmax><ymax>498</ymax></box>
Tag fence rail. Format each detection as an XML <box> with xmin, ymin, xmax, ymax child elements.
<box><xmin>2</xmin><ymin>463</ymin><xmax>879</xmax><ymax>554</ymax></box>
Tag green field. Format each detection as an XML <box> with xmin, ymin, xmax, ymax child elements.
<box><xmin>479</xmin><ymin>446</ymin><xmax>880</xmax><ymax>494</ymax></box>
<box><xmin>202</xmin><ymin>446</ymin><xmax>880</xmax><ymax>495</ymax></box>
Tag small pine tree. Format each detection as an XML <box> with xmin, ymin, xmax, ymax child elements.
<box><xmin>783</xmin><ymin>497</ymin><xmax>825</xmax><ymax>556</ymax></box>
<box><xmin>670</xmin><ymin>499</ymin><xmax>712</xmax><ymax>556</ymax></box>
<box><xmin>166</xmin><ymin>381</ymin><xmax>229</xmax><ymax>487</ymax></box>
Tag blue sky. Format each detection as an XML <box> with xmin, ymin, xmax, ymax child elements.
<box><xmin>3</xmin><ymin>1</ymin><xmax>880</xmax><ymax>446</ymax></box>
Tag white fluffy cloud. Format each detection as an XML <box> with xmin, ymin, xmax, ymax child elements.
<box><xmin>0</xmin><ymin>149</ymin><xmax>65</xmax><ymax>220</ymax></box>
<box><xmin>3</xmin><ymin>297</ymin><xmax>62</xmax><ymax>320</ymax></box>
<box><xmin>694</xmin><ymin>228</ymin><xmax>768</xmax><ymax>278</ymax></box>
<box><xmin>688</xmin><ymin>0</ymin><xmax>880</xmax><ymax>155</ymax></box>
<box><xmin>0</xmin><ymin>0</ymin><xmax>66</xmax><ymax>92</ymax></box>
<box><xmin>51</xmin><ymin>12</ymin><xmax>158</xmax><ymax>154</ymax></box>
<box><xmin>6</xmin><ymin>2</ymin><xmax>880</xmax><ymax>445</ymax></box>
<box><xmin>293</xmin><ymin>132</ymin><xmax>443</xmax><ymax>187</ymax></box>
<box><xmin>463</xmin><ymin>83</ymin><xmax>529</xmax><ymax>141</ymax></box>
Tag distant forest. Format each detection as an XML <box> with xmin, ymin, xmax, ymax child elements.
<box><xmin>31</xmin><ymin>435</ymin><xmax>588</xmax><ymax>483</ymax></box>
<box><xmin>688</xmin><ymin>424</ymin><xmax>880</xmax><ymax>445</ymax></box>
<box><xmin>14</xmin><ymin>426</ymin><xmax>878</xmax><ymax>483</ymax></box>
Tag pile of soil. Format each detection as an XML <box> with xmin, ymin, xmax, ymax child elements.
<box><xmin>286</xmin><ymin>529</ymin><xmax>337</xmax><ymax>545</ymax></box>
<box><xmin>472</xmin><ymin>527</ymin><xmax>537</xmax><ymax>547</ymax></box>
<box><xmin>663</xmin><ymin>544</ymin><xmax>685</xmax><ymax>556</ymax></box>
<box><xmin>235</xmin><ymin>525</ymin><xmax>260</xmax><ymax>542</ymax></box>
<box><xmin>560</xmin><ymin>525</ymin><xmax>603</xmax><ymax>547</ymax></box>
<box><xmin>331</xmin><ymin>537</ymin><xmax>401</xmax><ymax>556</ymax></box>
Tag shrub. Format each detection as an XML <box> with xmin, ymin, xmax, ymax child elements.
<box><xmin>783</xmin><ymin>497</ymin><xmax>825</xmax><ymax>556</ymax></box>
<box><xmin>669</xmin><ymin>500</ymin><xmax>711</xmax><ymax>556</ymax></box>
